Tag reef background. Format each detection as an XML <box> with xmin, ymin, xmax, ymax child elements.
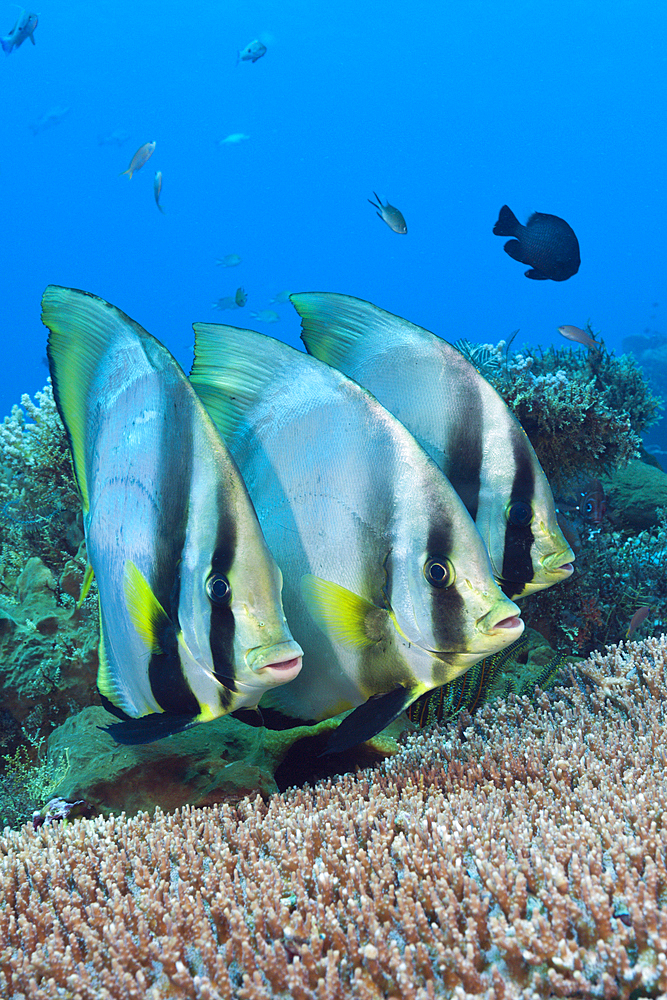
<box><xmin>0</xmin><ymin>332</ymin><xmax>665</xmax><ymax>828</ymax></box>
<box><xmin>3</xmin><ymin>0</ymin><xmax>667</xmax><ymax>428</ymax></box>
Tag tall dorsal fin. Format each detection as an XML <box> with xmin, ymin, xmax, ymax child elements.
<box><xmin>41</xmin><ymin>285</ymin><xmax>163</xmax><ymax>512</ymax></box>
<box><xmin>292</xmin><ymin>292</ymin><xmax>432</xmax><ymax>369</ymax></box>
<box><xmin>190</xmin><ymin>322</ymin><xmax>322</xmax><ymax>439</ymax></box>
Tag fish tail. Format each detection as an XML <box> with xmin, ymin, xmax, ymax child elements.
<box><xmin>119</xmin><ymin>169</ymin><xmax>132</xmax><ymax>178</ymax></box>
<box><xmin>1</xmin><ymin>37</ymin><xmax>11</xmax><ymax>54</ymax></box>
<box><xmin>493</xmin><ymin>204</ymin><xmax>520</xmax><ymax>237</ymax></box>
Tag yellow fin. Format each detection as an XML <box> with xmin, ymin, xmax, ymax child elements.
<box><xmin>96</xmin><ymin>610</ymin><xmax>115</xmax><ymax>702</ymax></box>
<box><xmin>300</xmin><ymin>575</ymin><xmax>388</xmax><ymax>649</ymax></box>
<box><xmin>123</xmin><ymin>561</ymin><xmax>171</xmax><ymax>654</ymax></box>
<box><xmin>76</xmin><ymin>562</ymin><xmax>95</xmax><ymax>607</ymax></box>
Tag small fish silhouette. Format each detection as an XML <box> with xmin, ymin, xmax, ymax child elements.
<box><xmin>493</xmin><ymin>205</ymin><xmax>580</xmax><ymax>281</ymax></box>
<box><xmin>368</xmin><ymin>192</ymin><xmax>407</xmax><ymax>234</ymax></box>
<box><xmin>626</xmin><ymin>606</ymin><xmax>652</xmax><ymax>639</ymax></box>
<box><xmin>238</xmin><ymin>39</ymin><xmax>267</xmax><ymax>63</ymax></box>
<box><xmin>1</xmin><ymin>10</ymin><xmax>37</xmax><ymax>54</ymax></box>
<box><xmin>121</xmin><ymin>141</ymin><xmax>156</xmax><ymax>179</ymax></box>
<box><xmin>558</xmin><ymin>325</ymin><xmax>601</xmax><ymax>352</ymax></box>
<box><xmin>153</xmin><ymin>171</ymin><xmax>165</xmax><ymax>214</ymax></box>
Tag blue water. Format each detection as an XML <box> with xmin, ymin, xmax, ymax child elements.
<box><xmin>3</xmin><ymin>0</ymin><xmax>665</xmax><ymax>421</ymax></box>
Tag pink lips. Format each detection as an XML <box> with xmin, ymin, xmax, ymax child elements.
<box><xmin>495</xmin><ymin>615</ymin><xmax>523</xmax><ymax>630</ymax></box>
<box><xmin>259</xmin><ymin>656</ymin><xmax>302</xmax><ymax>680</ymax></box>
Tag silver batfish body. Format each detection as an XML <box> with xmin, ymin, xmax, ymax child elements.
<box><xmin>190</xmin><ymin>323</ymin><xmax>523</xmax><ymax>750</ymax></box>
<box><xmin>294</xmin><ymin>292</ymin><xmax>574</xmax><ymax>600</ymax></box>
<box><xmin>42</xmin><ymin>286</ymin><xmax>302</xmax><ymax>744</ymax></box>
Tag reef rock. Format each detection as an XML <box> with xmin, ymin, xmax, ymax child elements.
<box><xmin>44</xmin><ymin>707</ymin><xmax>411</xmax><ymax>818</ymax></box>
<box><xmin>604</xmin><ymin>458</ymin><xmax>667</xmax><ymax>530</ymax></box>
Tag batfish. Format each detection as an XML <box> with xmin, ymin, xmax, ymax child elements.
<box><xmin>292</xmin><ymin>292</ymin><xmax>575</xmax><ymax>600</ymax></box>
<box><xmin>190</xmin><ymin>324</ymin><xmax>523</xmax><ymax>753</ymax></box>
<box><xmin>41</xmin><ymin>286</ymin><xmax>302</xmax><ymax>744</ymax></box>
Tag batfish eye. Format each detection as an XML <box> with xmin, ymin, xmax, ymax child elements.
<box><xmin>423</xmin><ymin>557</ymin><xmax>455</xmax><ymax>589</ymax></box>
<box><xmin>206</xmin><ymin>573</ymin><xmax>232</xmax><ymax>605</ymax></box>
<box><xmin>507</xmin><ymin>500</ymin><xmax>533</xmax><ymax>526</ymax></box>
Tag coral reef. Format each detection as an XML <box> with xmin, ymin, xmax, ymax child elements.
<box><xmin>1</xmin><ymin>638</ymin><xmax>667</xmax><ymax>998</ymax></box>
<box><xmin>0</xmin><ymin>382</ymin><xmax>82</xmax><ymax>581</ymax></box>
<box><xmin>523</xmin><ymin>501</ymin><xmax>667</xmax><ymax>655</ymax></box>
<box><xmin>482</xmin><ymin>338</ymin><xmax>662</xmax><ymax>486</ymax></box>
<box><xmin>39</xmin><ymin>708</ymin><xmax>409</xmax><ymax>819</ymax></box>
<box><xmin>407</xmin><ymin>629</ymin><xmax>570</xmax><ymax>727</ymax></box>
<box><xmin>0</xmin><ymin>385</ymin><xmax>102</xmax><ymax>825</ymax></box>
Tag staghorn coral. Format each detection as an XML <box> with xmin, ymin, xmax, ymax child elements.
<box><xmin>1</xmin><ymin>638</ymin><xmax>667</xmax><ymax>998</ymax></box>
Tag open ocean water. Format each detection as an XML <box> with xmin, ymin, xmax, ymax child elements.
<box><xmin>2</xmin><ymin>0</ymin><xmax>666</xmax><ymax>440</ymax></box>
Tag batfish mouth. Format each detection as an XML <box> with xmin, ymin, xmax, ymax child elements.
<box><xmin>493</xmin><ymin>615</ymin><xmax>523</xmax><ymax>630</ymax></box>
<box><xmin>257</xmin><ymin>656</ymin><xmax>302</xmax><ymax>681</ymax></box>
<box><xmin>541</xmin><ymin>551</ymin><xmax>575</xmax><ymax>576</ymax></box>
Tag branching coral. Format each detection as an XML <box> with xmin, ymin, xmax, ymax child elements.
<box><xmin>1</xmin><ymin>638</ymin><xmax>667</xmax><ymax>998</ymax></box>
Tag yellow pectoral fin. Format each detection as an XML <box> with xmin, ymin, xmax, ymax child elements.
<box><xmin>123</xmin><ymin>560</ymin><xmax>171</xmax><ymax>654</ymax></box>
<box><xmin>76</xmin><ymin>562</ymin><xmax>95</xmax><ymax>607</ymax></box>
<box><xmin>300</xmin><ymin>575</ymin><xmax>389</xmax><ymax>649</ymax></box>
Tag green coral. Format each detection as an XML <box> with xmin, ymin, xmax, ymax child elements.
<box><xmin>0</xmin><ymin>741</ymin><xmax>70</xmax><ymax>829</ymax></box>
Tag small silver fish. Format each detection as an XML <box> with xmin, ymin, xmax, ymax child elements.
<box><xmin>238</xmin><ymin>39</ymin><xmax>266</xmax><ymax>63</ymax></box>
<box><xmin>250</xmin><ymin>309</ymin><xmax>280</xmax><ymax>323</ymax></box>
<box><xmin>121</xmin><ymin>141</ymin><xmax>156</xmax><ymax>179</ymax></box>
<box><xmin>368</xmin><ymin>192</ymin><xmax>407</xmax><ymax>234</ymax></box>
<box><xmin>558</xmin><ymin>325</ymin><xmax>601</xmax><ymax>352</ymax></box>
<box><xmin>626</xmin><ymin>606</ymin><xmax>652</xmax><ymax>639</ymax></box>
<box><xmin>212</xmin><ymin>296</ymin><xmax>239</xmax><ymax>311</ymax></box>
<box><xmin>271</xmin><ymin>290</ymin><xmax>292</xmax><ymax>304</ymax></box>
<box><xmin>235</xmin><ymin>287</ymin><xmax>247</xmax><ymax>307</ymax></box>
<box><xmin>1</xmin><ymin>10</ymin><xmax>37</xmax><ymax>54</ymax></box>
<box><xmin>98</xmin><ymin>129</ymin><xmax>130</xmax><ymax>147</ymax></box>
<box><xmin>216</xmin><ymin>254</ymin><xmax>242</xmax><ymax>267</ymax></box>
<box><xmin>29</xmin><ymin>106</ymin><xmax>70</xmax><ymax>136</ymax></box>
<box><xmin>153</xmin><ymin>171</ymin><xmax>165</xmax><ymax>214</ymax></box>
<box><xmin>219</xmin><ymin>133</ymin><xmax>250</xmax><ymax>146</ymax></box>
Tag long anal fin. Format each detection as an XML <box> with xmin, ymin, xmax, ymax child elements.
<box><xmin>100</xmin><ymin>712</ymin><xmax>197</xmax><ymax>745</ymax></box>
<box><xmin>322</xmin><ymin>685</ymin><xmax>422</xmax><ymax>756</ymax></box>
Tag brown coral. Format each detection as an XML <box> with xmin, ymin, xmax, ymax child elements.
<box><xmin>1</xmin><ymin>637</ymin><xmax>667</xmax><ymax>999</ymax></box>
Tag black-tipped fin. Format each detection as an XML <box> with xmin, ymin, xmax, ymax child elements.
<box><xmin>322</xmin><ymin>686</ymin><xmax>419</xmax><ymax>756</ymax></box>
<box><xmin>100</xmin><ymin>712</ymin><xmax>198</xmax><ymax>745</ymax></box>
